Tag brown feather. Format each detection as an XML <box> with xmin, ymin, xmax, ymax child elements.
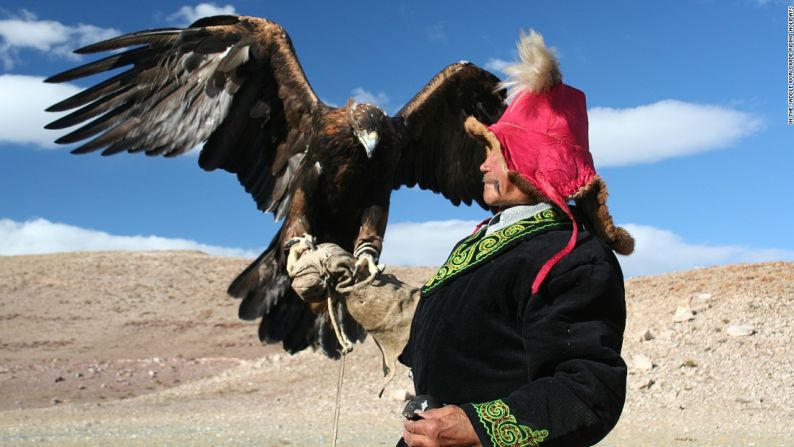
<box><xmin>45</xmin><ymin>47</ymin><xmax>155</xmax><ymax>83</ymax></box>
<box><xmin>74</xmin><ymin>28</ymin><xmax>184</xmax><ymax>54</ymax></box>
<box><xmin>45</xmin><ymin>69</ymin><xmax>138</xmax><ymax>112</ymax></box>
<box><xmin>59</xmin><ymin>102</ymin><xmax>133</xmax><ymax>147</ymax></box>
<box><xmin>45</xmin><ymin>85</ymin><xmax>135</xmax><ymax>129</ymax></box>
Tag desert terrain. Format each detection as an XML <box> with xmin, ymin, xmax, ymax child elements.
<box><xmin>0</xmin><ymin>251</ymin><xmax>792</xmax><ymax>446</ymax></box>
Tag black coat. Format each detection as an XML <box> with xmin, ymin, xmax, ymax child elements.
<box><xmin>400</xmin><ymin>209</ymin><xmax>627</xmax><ymax>447</ymax></box>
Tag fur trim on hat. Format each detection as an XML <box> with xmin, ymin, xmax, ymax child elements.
<box><xmin>464</xmin><ymin>116</ymin><xmax>501</xmax><ymax>156</ymax></box>
<box><xmin>500</xmin><ymin>30</ymin><xmax>562</xmax><ymax>102</ymax></box>
<box><xmin>573</xmin><ymin>176</ymin><xmax>635</xmax><ymax>255</ymax></box>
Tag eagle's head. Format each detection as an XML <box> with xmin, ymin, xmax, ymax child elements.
<box><xmin>346</xmin><ymin>100</ymin><xmax>387</xmax><ymax>158</ymax></box>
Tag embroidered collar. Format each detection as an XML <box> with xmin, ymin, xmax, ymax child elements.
<box><xmin>485</xmin><ymin>203</ymin><xmax>552</xmax><ymax>235</ymax></box>
<box><xmin>421</xmin><ymin>207</ymin><xmax>570</xmax><ymax>295</ymax></box>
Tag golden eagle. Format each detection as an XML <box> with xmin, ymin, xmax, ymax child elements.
<box><xmin>45</xmin><ymin>15</ymin><xmax>505</xmax><ymax>357</ymax></box>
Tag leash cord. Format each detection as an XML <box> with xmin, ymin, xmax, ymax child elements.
<box><xmin>328</xmin><ymin>296</ymin><xmax>352</xmax><ymax>447</ymax></box>
<box><xmin>331</xmin><ymin>351</ymin><xmax>346</xmax><ymax>447</ymax></box>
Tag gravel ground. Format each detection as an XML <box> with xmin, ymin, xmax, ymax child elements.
<box><xmin>0</xmin><ymin>252</ymin><xmax>792</xmax><ymax>446</ymax></box>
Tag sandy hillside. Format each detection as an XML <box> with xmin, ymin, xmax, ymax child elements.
<box><xmin>0</xmin><ymin>251</ymin><xmax>792</xmax><ymax>446</ymax></box>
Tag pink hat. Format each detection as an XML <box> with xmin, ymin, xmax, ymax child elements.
<box><xmin>466</xmin><ymin>31</ymin><xmax>634</xmax><ymax>294</ymax></box>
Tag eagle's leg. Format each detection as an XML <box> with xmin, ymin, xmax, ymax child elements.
<box><xmin>283</xmin><ymin>188</ymin><xmax>318</xmax><ymax>272</ymax></box>
<box><xmin>352</xmin><ymin>205</ymin><xmax>388</xmax><ymax>281</ymax></box>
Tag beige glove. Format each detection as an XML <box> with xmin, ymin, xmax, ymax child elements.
<box><xmin>287</xmin><ymin>241</ymin><xmax>420</xmax><ymax>395</ymax></box>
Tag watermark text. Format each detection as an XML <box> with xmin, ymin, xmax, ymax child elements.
<box><xmin>788</xmin><ymin>6</ymin><xmax>793</xmax><ymax>124</ymax></box>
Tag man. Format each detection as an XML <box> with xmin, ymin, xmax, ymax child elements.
<box><xmin>397</xmin><ymin>30</ymin><xmax>633</xmax><ymax>447</ymax></box>
<box><xmin>286</xmin><ymin>30</ymin><xmax>634</xmax><ymax>447</ymax></box>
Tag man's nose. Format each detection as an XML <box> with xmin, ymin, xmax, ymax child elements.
<box><xmin>479</xmin><ymin>153</ymin><xmax>492</xmax><ymax>173</ymax></box>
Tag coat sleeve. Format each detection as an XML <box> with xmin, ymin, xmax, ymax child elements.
<box><xmin>460</xmin><ymin>258</ymin><xmax>627</xmax><ymax>447</ymax></box>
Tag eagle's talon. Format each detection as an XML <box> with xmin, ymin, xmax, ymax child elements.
<box><xmin>353</xmin><ymin>252</ymin><xmax>384</xmax><ymax>283</ymax></box>
<box><xmin>286</xmin><ymin>234</ymin><xmax>317</xmax><ymax>274</ymax></box>
<box><xmin>284</xmin><ymin>234</ymin><xmax>316</xmax><ymax>251</ymax></box>
<box><xmin>284</xmin><ymin>239</ymin><xmax>299</xmax><ymax>250</ymax></box>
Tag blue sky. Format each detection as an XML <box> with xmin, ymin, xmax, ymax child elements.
<box><xmin>1</xmin><ymin>0</ymin><xmax>792</xmax><ymax>277</ymax></box>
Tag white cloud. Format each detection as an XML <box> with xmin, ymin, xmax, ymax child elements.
<box><xmin>379</xmin><ymin>220</ymin><xmax>794</xmax><ymax>278</ymax></box>
<box><xmin>5</xmin><ymin>217</ymin><xmax>790</xmax><ymax>277</ymax></box>
<box><xmin>0</xmin><ymin>218</ymin><xmax>257</xmax><ymax>258</ymax></box>
<box><xmin>0</xmin><ymin>10</ymin><xmax>119</xmax><ymax>69</ymax></box>
<box><xmin>616</xmin><ymin>224</ymin><xmax>794</xmax><ymax>277</ymax></box>
<box><xmin>426</xmin><ymin>21</ymin><xmax>447</xmax><ymax>41</ymax></box>
<box><xmin>381</xmin><ymin>219</ymin><xmax>482</xmax><ymax>266</ymax></box>
<box><xmin>589</xmin><ymin>100</ymin><xmax>764</xmax><ymax>167</ymax></box>
<box><xmin>168</xmin><ymin>3</ymin><xmax>237</xmax><ymax>27</ymax></box>
<box><xmin>351</xmin><ymin>87</ymin><xmax>390</xmax><ymax>109</ymax></box>
<box><xmin>0</xmin><ymin>74</ymin><xmax>82</xmax><ymax>148</ymax></box>
<box><xmin>484</xmin><ymin>58</ymin><xmax>511</xmax><ymax>73</ymax></box>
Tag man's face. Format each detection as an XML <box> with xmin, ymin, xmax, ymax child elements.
<box><xmin>480</xmin><ymin>148</ymin><xmax>535</xmax><ymax>207</ymax></box>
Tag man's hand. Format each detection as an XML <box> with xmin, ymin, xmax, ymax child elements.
<box><xmin>401</xmin><ymin>405</ymin><xmax>482</xmax><ymax>447</ymax></box>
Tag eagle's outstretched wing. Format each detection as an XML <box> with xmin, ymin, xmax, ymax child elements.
<box><xmin>45</xmin><ymin>15</ymin><xmax>320</xmax><ymax>220</ymax></box>
<box><xmin>394</xmin><ymin>62</ymin><xmax>506</xmax><ymax>209</ymax></box>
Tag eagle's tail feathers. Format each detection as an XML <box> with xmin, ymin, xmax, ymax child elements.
<box><xmin>230</xmin><ymin>230</ymin><xmax>287</xmax><ymax>320</ymax></box>
<box><xmin>257</xmin><ymin>289</ymin><xmax>315</xmax><ymax>353</ymax></box>
<box><xmin>316</xmin><ymin>300</ymin><xmax>367</xmax><ymax>359</ymax></box>
<box><xmin>280</xmin><ymin>302</ymin><xmax>316</xmax><ymax>353</ymax></box>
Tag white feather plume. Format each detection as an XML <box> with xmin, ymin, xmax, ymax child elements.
<box><xmin>499</xmin><ymin>30</ymin><xmax>562</xmax><ymax>102</ymax></box>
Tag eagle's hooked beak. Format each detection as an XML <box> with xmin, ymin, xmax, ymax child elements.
<box><xmin>356</xmin><ymin>130</ymin><xmax>379</xmax><ymax>158</ymax></box>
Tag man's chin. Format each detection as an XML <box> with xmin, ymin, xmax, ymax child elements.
<box><xmin>482</xmin><ymin>188</ymin><xmax>499</xmax><ymax>206</ymax></box>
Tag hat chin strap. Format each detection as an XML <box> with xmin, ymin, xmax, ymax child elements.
<box><xmin>531</xmin><ymin>197</ymin><xmax>577</xmax><ymax>296</ymax></box>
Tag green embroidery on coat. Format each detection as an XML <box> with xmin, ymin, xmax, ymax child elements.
<box><xmin>472</xmin><ymin>399</ymin><xmax>548</xmax><ymax>447</ymax></box>
<box><xmin>421</xmin><ymin>208</ymin><xmax>568</xmax><ymax>295</ymax></box>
